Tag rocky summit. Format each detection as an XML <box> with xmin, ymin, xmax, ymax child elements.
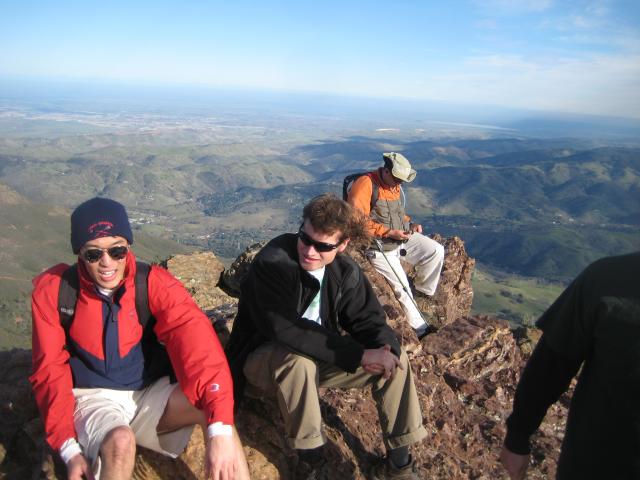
<box><xmin>0</xmin><ymin>237</ymin><xmax>568</xmax><ymax>479</ymax></box>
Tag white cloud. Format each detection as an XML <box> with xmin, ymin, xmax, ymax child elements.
<box><xmin>472</xmin><ymin>0</ymin><xmax>553</xmax><ymax>13</ymax></box>
<box><xmin>416</xmin><ymin>52</ymin><xmax>640</xmax><ymax>118</ymax></box>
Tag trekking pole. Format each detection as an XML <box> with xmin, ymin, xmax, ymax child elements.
<box><xmin>372</xmin><ymin>239</ymin><xmax>427</xmax><ymax>324</ymax></box>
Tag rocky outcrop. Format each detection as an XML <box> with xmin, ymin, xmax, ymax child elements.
<box><xmin>0</xmin><ymin>238</ymin><xmax>567</xmax><ymax>479</ymax></box>
<box><xmin>409</xmin><ymin>235</ymin><xmax>475</xmax><ymax>329</ymax></box>
<box><xmin>164</xmin><ymin>251</ymin><xmax>234</xmax><ymax>310</ymax></box>
<box><xmin>220</xmin><ymin>243</ymin><xmax>265</xmax><ymax>297</ymax></box>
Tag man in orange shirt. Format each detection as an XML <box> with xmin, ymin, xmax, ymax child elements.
<box><xmin>347</xmin><ymin>152</ymin><xmax>444</xmax><ymax>338</ymax></box>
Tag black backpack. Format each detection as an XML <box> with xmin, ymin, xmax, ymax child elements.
<box><xmin>342</xmin><ymin>172</ymin><xmax>379</xmax><ymax>209</ymax></box>
<box><xmin>58</xmin><ymin>261</ymin><xmax>176</xmax><ymax>384</ymax></box>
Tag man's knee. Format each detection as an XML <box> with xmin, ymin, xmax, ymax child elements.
<box><xmin>423</xmin><ymin>235</ymin><xmax>444</xmax><ymax>255</ymax></box>
<box><xmin>398</xmin><ymin>348</ymin><xmax>409</xmax><ymax>367</ymax></box>
<box><xmin>100</xmin><ymin>425</ymin><xmax>136</xmax><ymax>461</ymax></box>
<box><xmin>276</xmin><ymin>352</ymin><xmax>318</xmax><ymax>384</ymax></box>
<box><xmin>415</xmin><ymin>236</ymin><xmax>444</xmax><ymax>263</ymax></box>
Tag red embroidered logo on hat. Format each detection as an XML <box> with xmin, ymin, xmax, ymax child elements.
<box><xmin>88</xmin><ymin>221</ymin><xmax>114</xmax><ymax>238</ymax></box>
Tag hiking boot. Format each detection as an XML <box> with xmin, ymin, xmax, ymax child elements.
<box><xmin>293</xmin><ymin>457</ymin><xmax>327</xmax><ymax>480</ymax></box>
<box><xmin>418</xmin><ymin>324</ymin><xmax>438</xmax><ymax>340</ymax></box>
<box><xmin>370</xmin><ymin>456</ymin><xmax>419</xmax><ymax>479</ymax></box>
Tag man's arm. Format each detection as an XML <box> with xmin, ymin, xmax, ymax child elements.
<box><xmin>148</xmin><ymin>266</ymin><xmax>234</xmax><ymax>428</ymax></box>
<box><xmin>347</xmin><ymin>175</ymin><xmax>393</xmax><ymax>238</ymax></box>
<box><xmin>244</xmin><ymin>253</ymin><xmax>367</xmax><ymax>372</ymax></box>
<box><xmin>66</xmin><ymin>452</ymin><xmax>95</xmax><ymax>480</ymax></box>
<box><xmin>29</xmin><ymin>266</ymin><xmax>81</xmax><ymax>455</ymax></box>
<box><xmin>501</xmin><ymin>335</ymin><xmax>582</xmax><ymax>478</ymax></box>
<box><xmin>336</xmin><ymin>265</ymin><xmax>402</xmax><ymax>356</ymax></box>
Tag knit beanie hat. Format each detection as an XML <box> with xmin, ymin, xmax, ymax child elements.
<box><xmin>70</xmin><ymin>197</ymin><xmax>134</xmax><ymax>254</ymax></box>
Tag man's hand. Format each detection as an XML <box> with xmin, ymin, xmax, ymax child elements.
<box><xmin>499</xmin><ymin>446</ymin><xmax>530</xmax><ymax>480</ymax></box>
<box><xmin>361</xmin><ymin>345</ymin><xmax>402</xmax><ymax>379</ymax></box>
<box><xmin>362</xmin><ymin>362</ymin><xmax>386</xmax><ymax>376</ymax></box>
<box><xmin>385</xmin><ymin>229</ymin><xmax>411</xmax><ymax>241</ymax></box>
<box><xmin>66</xmin><ymin>453</ymin><xmax>94</xmax><ymax>480</ymax></box>
<box><xmin>205</xmin><ymin>435</ymin><xmax>239</xmax><ymax>480</ymax></box>
<box><xmin>409</xmin><ymin>223</ymin><xmax>423</xmax><ymax>234</ymax></box>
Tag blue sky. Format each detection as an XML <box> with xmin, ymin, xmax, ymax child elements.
<box><xmin>1</xmin><ymin>0</ymin><xmax>639</xmax><ymax>118</ymax></box>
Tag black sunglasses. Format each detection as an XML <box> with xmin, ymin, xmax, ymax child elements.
<box><xmin>81</xmin><ymin>245</ymin><xmax>129</xmax><ymax>263</ymax></box>
<box><xmin>297</xmin><ymin>227</ymin><xmax>341</xmax><ymax>253</ymax></box>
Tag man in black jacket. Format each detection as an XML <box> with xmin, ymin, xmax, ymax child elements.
<box><xmin>500</xmin><ymin>252</ymin><xmax>640</xmax><ymax>479</ymax></box>
<box><xmin>225</xmin><ymin>193</ymin><xmax>426</xmax><ymax>479</ymax></box>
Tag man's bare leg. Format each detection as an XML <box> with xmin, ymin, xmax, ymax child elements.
<box><xmin>99</xmin><ymin>426</ymin><xmax>136</xmax><ymax>480</ymax></box>
<box><xmin>157</xmin><ymin>387</ymin><xmax>250</xmax><ymax>479</ymax></box>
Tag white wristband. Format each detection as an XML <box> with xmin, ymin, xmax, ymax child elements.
<box><xmin>207</xmin><ymin>422</ymin><xmax>233</xmax><ymax>438</ymax></box>
<box><xmin>59</xmin><ymin>438</ymin><xmax>83</xmax><ymax>465</ymax></box>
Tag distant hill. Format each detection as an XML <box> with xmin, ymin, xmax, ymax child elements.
<box><xmin>0</xmin><ymin>184</ymin><xmax>192</xmax><ymax>349</ymax></box>
<box><xmin>1</xmin><ymin>115</ymin><xmax>638</xmax><ymax>318</ymax></box>
<box><xmin>407</xmin><ymin>146</ymin><xmax>640</xmax><ymax>224</ymax></box>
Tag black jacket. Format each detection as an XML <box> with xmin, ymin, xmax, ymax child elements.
<box><xmin>504</xmin><ymin>252</ymin><xmax>640</xmax><ymax>479</ymax></box>
<box><xmin>225</xmin><ymin>233</ymin><xmax>400</xmax><ymax>400</ymax></box>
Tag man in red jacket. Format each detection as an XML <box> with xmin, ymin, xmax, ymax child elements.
<box><xmin>30</xmin><ymin>197</ymin><xmax>249</xmax><ymax>480</ymax></box>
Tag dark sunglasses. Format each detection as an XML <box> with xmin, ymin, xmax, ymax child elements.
<box><xmin>81</xmin><ymin>245</ymin><xmax>129</xmax><ymax>263</ymax></box>
<box><xmin>297</xmin><ymin>226</ymin><xmax>341</xmax><ymax>252</ymax></box>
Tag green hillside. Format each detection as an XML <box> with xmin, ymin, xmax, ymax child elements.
<box><xmin>427</xmin><ymin>218</ymin><xmax>637</xmax><ymax>281</ymax></box>
<box><xmin>471</xmin><ymin>265</ymin><xmax>564</xmax><ymax>326</ymax></box>
<box><xmin>1</xmin><ymin>113</ymin><xmax>638</xmax><ymax>335</ymax></box>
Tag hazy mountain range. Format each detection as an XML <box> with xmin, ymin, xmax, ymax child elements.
<box><xmin>0</xmin><ymin>90</ymin><xmax>638</xmax><ymax>347</ymax></box>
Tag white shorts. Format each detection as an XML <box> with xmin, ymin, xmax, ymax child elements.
<box><xmin>73</xmin><ymin>376</ymin><xmax>194</xmax><ymax>476</ymax></box>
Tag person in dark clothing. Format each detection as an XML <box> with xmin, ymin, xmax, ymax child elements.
<box><xmin>500</xmin><ymin>252</ymin><xmax>640</xmax><ymax>479</ymax></box>
<box><xmin>225</xmin><ymin>193</ymin><xmax>427</xmax><ymax>480</ymax></box>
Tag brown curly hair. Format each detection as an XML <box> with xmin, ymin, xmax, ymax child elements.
<box><xmin>302</xmin><ymin>193</ymin><xmax>370</xmax><ymax>246</ymax></box>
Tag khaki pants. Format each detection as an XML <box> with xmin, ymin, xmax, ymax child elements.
<box><xmin>243</xmin><ymin>342</ymin><xmax>427</xmax><ymax>450</ymax></box>
<box><xmin>369</xmin><ymin>233</ymin><xmax>444</xmax><ymax>330</ymax></box>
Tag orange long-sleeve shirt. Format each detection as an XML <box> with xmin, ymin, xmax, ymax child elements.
<box><xmin>347</xmin><ymin>169</ymin><xmax>411</xmax><ymax>238</ymax></box>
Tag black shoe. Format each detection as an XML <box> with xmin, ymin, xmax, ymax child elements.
<box><xmin>370</xmin><ymin>455</ymin><xmax>419</xmax><ymax>479</ymax></box>
<box><xmin>293</xmin><ymin>457</ymin><xmax>327</xmax><ymax>480</ymax></box>
<box><xmin>418</xmin><ymin>324</ymin><xmax>438</xmax><ymax>340</ymax></box>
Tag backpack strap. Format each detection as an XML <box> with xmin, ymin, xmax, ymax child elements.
<box><xmin>58</xmin><ymin>262</ymin><xmax>153</xmax><ymax>334</ymax></box>
<box><xmin>134</xmin><ymin>262</ymin><xmax>152</xmax><ymax>329</ymax></box>
<box><xmin>368</xmin><ymin>172</ymin><xmax>379</xmax><ymax>209</ymax></box>
<box><xmin>344</xmin><ymin>172</ymin><xmax>379</xmax><ymax>210</ymax></box>
<box><xmin>58</xmin><ymin>264</ymin><xmax>79</xmax><ymax>336</ymax></box>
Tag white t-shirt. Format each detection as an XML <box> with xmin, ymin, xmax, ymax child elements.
<box><xmin>302</xmin><ymin>267</ymin><xmax>325</xmax><ymax>325</ymax></box>
<box><xmin>97</xmin><ymin>286</ymin><xmax>115</xmax><ymax>298</ymax></box>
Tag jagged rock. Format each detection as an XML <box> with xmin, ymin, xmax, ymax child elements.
<box><xmin>0</xmin><ymin>348</ymin><xmax>64</xmax><ymax>479</ymax></box>
<box><xmin>406</xmin><ymin>234</ymin><xmax>475</xmax><ymax>329</ymax></box>
<box><xmin>346</xmin><ymin>235</ymin><xmax>474</xmax><ymax>350</ymax></box>
<box><xmin>164</xmin><ymin>251</ymin><xmax>235</xmax><ymax>310</ymax></box>
<box><xmin>220</xmin><ymin>242</ymin><xmax>266</xmax><ymax>297</ymax></box>
<box><xmin>0</xmin><ymin>244</ymin><xmax>567</xmax><ymax>480</ymax></box>
<box><xmin>512</xmin><ymin>325</ymin><xmax>543</xmax><ymax>355</ymax></box>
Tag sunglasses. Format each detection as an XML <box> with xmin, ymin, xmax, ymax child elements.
<box><xmin>81</xmin><ymin>245</ymin><xmax>129</xmax><ymax>263</ymax></box>
<box><xmin>297</xmin><ymin>226</ymin><xmax>341</xmax><ymax>252</ymax></box>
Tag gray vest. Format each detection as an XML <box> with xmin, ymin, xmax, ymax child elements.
<box><xmin>370</xmin><ymin>175</ymin><xmax>409</xmax><ymax>250</ymax></box>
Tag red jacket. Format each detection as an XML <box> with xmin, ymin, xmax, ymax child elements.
<box><xmin>30</xmin><ymin>252</ymin><xmax>234</xmax><ymax>451</ymax></box>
